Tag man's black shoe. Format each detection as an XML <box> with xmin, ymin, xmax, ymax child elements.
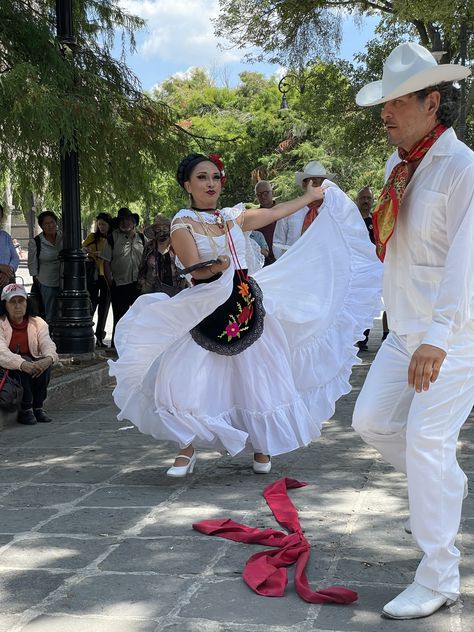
<box><xmin>18</xmin><ymin>409</ymin><xmax>37</xmax><ymax>425</ymax></box>
<box><xmin>34</xmin><ymin>409</ymin><xmax>52</xmax><ymax>423</ymax></box>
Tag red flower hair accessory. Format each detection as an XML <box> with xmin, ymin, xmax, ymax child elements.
<box><xmin>208</xmin><ymin>153</ymin><xmax>227</xmax><ymax>186</ymax></box>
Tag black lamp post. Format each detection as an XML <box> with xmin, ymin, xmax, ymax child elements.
<box><xmin>52</xmin><ymin>0</ymin><xmax>94</xmax><ymax>354</ymax></box>
<box><xmin>278</xmin><ymin>71</ymin><xmax>309</xmax><ymax>110</ymax></box>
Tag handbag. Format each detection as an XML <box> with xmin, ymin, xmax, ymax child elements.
<box><xmin>29</xmin><ymin>277</ymin><xmax>45</xmax><ymax>319</ymax></box>
<box><xmin>0</xmin><ymin>368</ymin><xmax>24</xmax><ymax>411</ymax></box>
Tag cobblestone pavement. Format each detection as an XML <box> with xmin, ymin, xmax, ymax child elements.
<box><xmin>0</xmin><ymin>319</ymin><xmax>473</xmax><ymax>632</ymax></box>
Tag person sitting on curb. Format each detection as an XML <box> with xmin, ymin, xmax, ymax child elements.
<box><xmin>0</xmin><ymin>283</ymin><xmax>58</xmax><ymax>425</ymax></box>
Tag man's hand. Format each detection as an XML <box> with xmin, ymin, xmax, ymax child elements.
<box><xmin>408</xmin><ymin>344</ymin><xmax>447</xmax><ymax>393</ymax></box>
<box><xmin>0</xmin><ymin>264</ymin><xmax>13</xmax><ymax>276</ymax></box>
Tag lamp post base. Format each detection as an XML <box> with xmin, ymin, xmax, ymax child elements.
<box><xmin>51</xmin><ymin>248</ymin><xmax>94</xmax><ymax>354</ymax></box>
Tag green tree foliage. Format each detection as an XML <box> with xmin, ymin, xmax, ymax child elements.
<box><xmin>154</xmin><ymin>65</ymin><xmax>388</xmax><ymax>211</ymax></box>
<box><xmin>0</xmin><ymin>1</ymin><xmax>189</xmax><ymax>219</ymax></box>
<box><xmin>215</xmin><ymin>1</ymin><xmax>473</xmax><ymax>65</ymax></box>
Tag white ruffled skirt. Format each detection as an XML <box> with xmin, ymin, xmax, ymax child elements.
<box><xmin>109</xmin><ymin>185</ymin><xmax>383</xmax><ymax>456</ymax></box>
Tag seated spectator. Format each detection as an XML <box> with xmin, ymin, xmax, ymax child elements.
<box><xmin>83</xmin><ymin>212</ymin><xmax>113</xmax><ymax>347</ymax></box>
<box><xmin>138</xmin><ymin>214</ymin><xmax>185</xmax><ymax>296</ymax></box>
<box><xmin>0</xmin><ymin>203</ymin><xmax>20</xmax><ymax>292</ymax></box>
<box><xmin>27</xmin><ymin>211</ymin><xmax>63</xmax><ymax>323</ymax></box>
<box><xmin>0</xmin><ymin>283</ymin><xmax>58</xmax><ymax>425</ymax></box>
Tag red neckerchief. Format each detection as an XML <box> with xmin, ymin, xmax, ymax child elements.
<box><xmin>372</xmin><ymin>123</ymin><xmax>447</xmax><ymax>261</ymax></box>
<box><xmin>193</xmin><ymin>478</ymin><xmax>358</xmax><ymax>604</ymax></box>
<box><xmin>301</xmin><ymin>199</ymin><xmax>323</xmax><ymax>235</ymax></box>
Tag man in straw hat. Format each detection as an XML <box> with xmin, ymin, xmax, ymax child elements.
<box><xmin>352</xmin><ymin>42</ymin><xmax>473</xmax><ymax>619</ymax></box>
<box><xmin>273</xmin><ymin>160</ymin><xmax>335</xmax><ymax>258</ymax></box>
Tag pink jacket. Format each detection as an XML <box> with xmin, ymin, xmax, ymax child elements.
<box><xmin>0</xmin><ymin>316</ymin><xmax>58</xmax><ymax>370</ymax></box>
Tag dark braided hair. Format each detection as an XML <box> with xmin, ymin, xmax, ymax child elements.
<box><xmin>176</xmin><ymin>153</ymin><xmax>210</xmax><ymax>187</ymax></box>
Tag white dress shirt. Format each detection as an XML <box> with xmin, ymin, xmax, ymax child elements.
<box><xmin>272</xmin><ymin>206</ymin><xmax>309</xmax><ymax>259</ymax></box>
<box><xmin>383</xmin><ymin>127</ymin><xmax>474</xmax><ymax>352</ymax></box>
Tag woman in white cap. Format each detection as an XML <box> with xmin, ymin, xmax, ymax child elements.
<box><xmin>110</xmin><ymin>152</ymin><xmax>382</xmax><ymax>477</ymax></box>
<box><xmin>0</xmin><ymin>283</ymin><xmax>58</xmax><ymax>425</ymax></box>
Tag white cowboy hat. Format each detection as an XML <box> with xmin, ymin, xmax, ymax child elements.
<box><xmin>295</xmin><ymin>160</ymin><xmax>335</xmax><ymax>187</ymax></box>
<box><xmin>356</xmin><ymin>42</ymin><xmax>471</xmax><ymax>107</ymax></box>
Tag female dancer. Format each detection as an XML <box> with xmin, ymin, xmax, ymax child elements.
<box><xmin>109</xmin><ymin>153</ymin><xmax>382</xmax><ymax>476</ymax></box>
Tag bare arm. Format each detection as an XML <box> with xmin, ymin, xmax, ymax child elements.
<box><xmin>170</xmin><ymin>223</ymin><xmax>230</xmax><ymax>280</ymax></box>
<box><xmin>242</xmin><ymin>183</ymin><xmax>324</xmax><ymax>232</ymax></box>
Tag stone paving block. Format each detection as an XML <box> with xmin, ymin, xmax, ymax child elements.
<box><xmin>139</xmin><ymin>508</ymin><xmax>249</xmax><ymax>538</ymax></box>
<box><xmin>0</xmin><ymin>448</ymin><xmax>80</xmax><ymax>468</ymax></box>
<box><xmin>21</xmin><ymin>434</ymin><xmax>98</xmax><ymax>449</ymax></box>
<box><xmin>99</xmin><ymin>537</ymin><xmax>227</xmax><ymax>574</ymax></box>
<box><xmin>0</xmin><ymin>614</ymin><xmax>22</xmax><ymax>632</ymax></box>
<box><xmin>160</xmin><ymin>621</ymin><xmax>236</xmax><ymax>632</ymax></box>
<box><xmin>0</xmin><ymin>485</ymin><xmax>90</xmax><ymax>508</ymax></box>
<box><xmin>38</xmin><ymin>507</ymin><xmax>150</xmax><ymax>535</ymax></box>
<box><xmin>74</xmin><ymin>447</ymin><xmax>162</xmax><ymax>467</ymax></box>
<box><xmin>0</xmin><ymin>535</ymin><xmax>12</xmax><ymax>547</ymax></box>
<box><xmin>0</xmin><ymin>569</ymin><xmax>72</xmax><ymax>614</ymax></box>
<box><xmin>23</xmin><ymin>614</ymin><xmax>157</xmax><ymax>632</ymax></box>
<box><xmin>0</xmin><ymin>535</ymin><xmax>114</xmax><ymax>570</ymax></box>
<box><xmin>35</xmin><ymin>465</ymin><xmax>118</xmax><ymax>484</ymax></box>
<box><xmin>77</xmin><ymin>485</ymin><xmax>172</xmax><ymax>507</ymax></box>
<box><xmin>112</xmin><ymin>467</ymin><xmax>194</xmax><ymax>487</ymax></box>
<box><xmin>332</xmin><ymin>552</ymin><xmax>419</xmax><ymax>585</ymax></box>
<box><xmin>314</xmin><ymin>583</ymin><xmax>456</xmax><ymax>632</ymax></box>
<box><xmin>0</xmin><ymin>466</ymin><xmax>46</xmax><ymax>483</ymax></box>
<box><xmin>177</xmin><ymin>486</ymin><xmax>263</xmax><ymax>511</ymax></box>
<box><xmin>0</xmin><ymin>508</ymin><xmax>57</xmax><ymax>534</ymax></box>
<box><xmin>183</xmin><ymin>577</ymin><xmax>310</xmax><ymax>626</ymax></box>
<box><xmin>46</xmin><ymin>573</ymin><xmax>192</xmax><ymax>618</ymax></box>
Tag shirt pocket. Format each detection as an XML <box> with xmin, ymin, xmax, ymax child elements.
<box><xmin>408</xmin><ymin>190</ymin><xmax>447</xmax><ymax>242</ymax></box>
<box><xmin>408</xmin><ymin>264</ymin><xmax>444</xmax><ymax>320</ymax></box>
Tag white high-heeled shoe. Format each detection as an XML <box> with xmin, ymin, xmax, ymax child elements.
<box><xmin>253</xmin><ymin>456</ymin><xmax>272</xmax><ymax>474</ymax></box>
<box><xmin>166</xmin><ymin>452</ymin><xmax>196</xmax><ymax>478</ymax></box>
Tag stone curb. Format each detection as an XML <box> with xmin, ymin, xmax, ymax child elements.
<box><xmin>0</xmin><ymin>362</ymin><xmax>113</xmax><ymax>431</ymax></box>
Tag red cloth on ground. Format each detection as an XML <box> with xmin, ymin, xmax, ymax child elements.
<box><xmin>193</xmin><ymin>477</ymin><xmax>358</xmax><ymax>604</ymax></box>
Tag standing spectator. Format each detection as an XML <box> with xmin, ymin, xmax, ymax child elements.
<box><xmin>82</xmin><ymin>212</ymin><xmax>113</xmax><ymax>347</ymax></box>
<box><xmin>356</xmin><ymin>186</ymin><xmax>375</xmax><ymax>351</ymax></box>
<box><xmin>356</xmin><ymin>186</ymin><xmax>389</xmax><ymax>349</ymax></box>
<box><xmin>254</xmin><ymin>181</ymin><xmax>277</xmax><ymax>264</ymax></box>
<box><xmin>0</xmin><ymin>283</ymin><xmax>58</xmax><ymax>425</ymax></box>
<box><xmin>353</xmin><ymin>42</ymin><xmax>473</xmax><ymax>619</ymax></box>
<box><xmin>27</xmin><ymin>211</ymin><xmax>62</xmax><ymax>323</ymax></box>
<box><xmin>273</xmin><ymin>161</ymin><xmax>334</xmax><ymax>259</ymax></box>
<box><xmin>101</xmin><ymin>207</ymin><xmax>145</xmax><ymax>346</ymax></box>
<box><xmin>356</xmin><ymin>186</ymin><xmax>375</xmax><ymax>243</ymax></box>
<box><xmin>138</xmin><ymin>214</ymin><xmax>185</xmax><ymax>296</ymax></box>
<box><xmin>0</xmin><ymin>203</ymin><xmax>20</xmax><ymax>291</ymax></box>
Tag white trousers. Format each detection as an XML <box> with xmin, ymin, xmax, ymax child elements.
<box><xmin>352</xmin><ymin>325</ymin><xmax>474</xmax><ymax>599</ymax></box>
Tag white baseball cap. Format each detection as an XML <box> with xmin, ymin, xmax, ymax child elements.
<box><xmin>1</xmin><ymin>283</ymin><xmax>28</xmax><ymax>302</ymax></box>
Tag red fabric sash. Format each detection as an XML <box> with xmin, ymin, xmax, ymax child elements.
<box><xmin>193</xmin><ymin>477</ymin><xmax>358</xmax><ymax>604</ymax></box>
<box><xmin>372</xmin><ymin>123</ymin><xmax>446</xmax><ymax>261</ymax></box>
<box><xmin>301</xmin><ymin>200</ymin><xmax>322</xmax><ymax>235</ymax></box>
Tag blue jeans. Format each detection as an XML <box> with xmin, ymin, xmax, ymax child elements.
<box><xmin>39</xmin><ymin>284</ymin><xmax>60</xmax><ymax>323</ymax></box>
